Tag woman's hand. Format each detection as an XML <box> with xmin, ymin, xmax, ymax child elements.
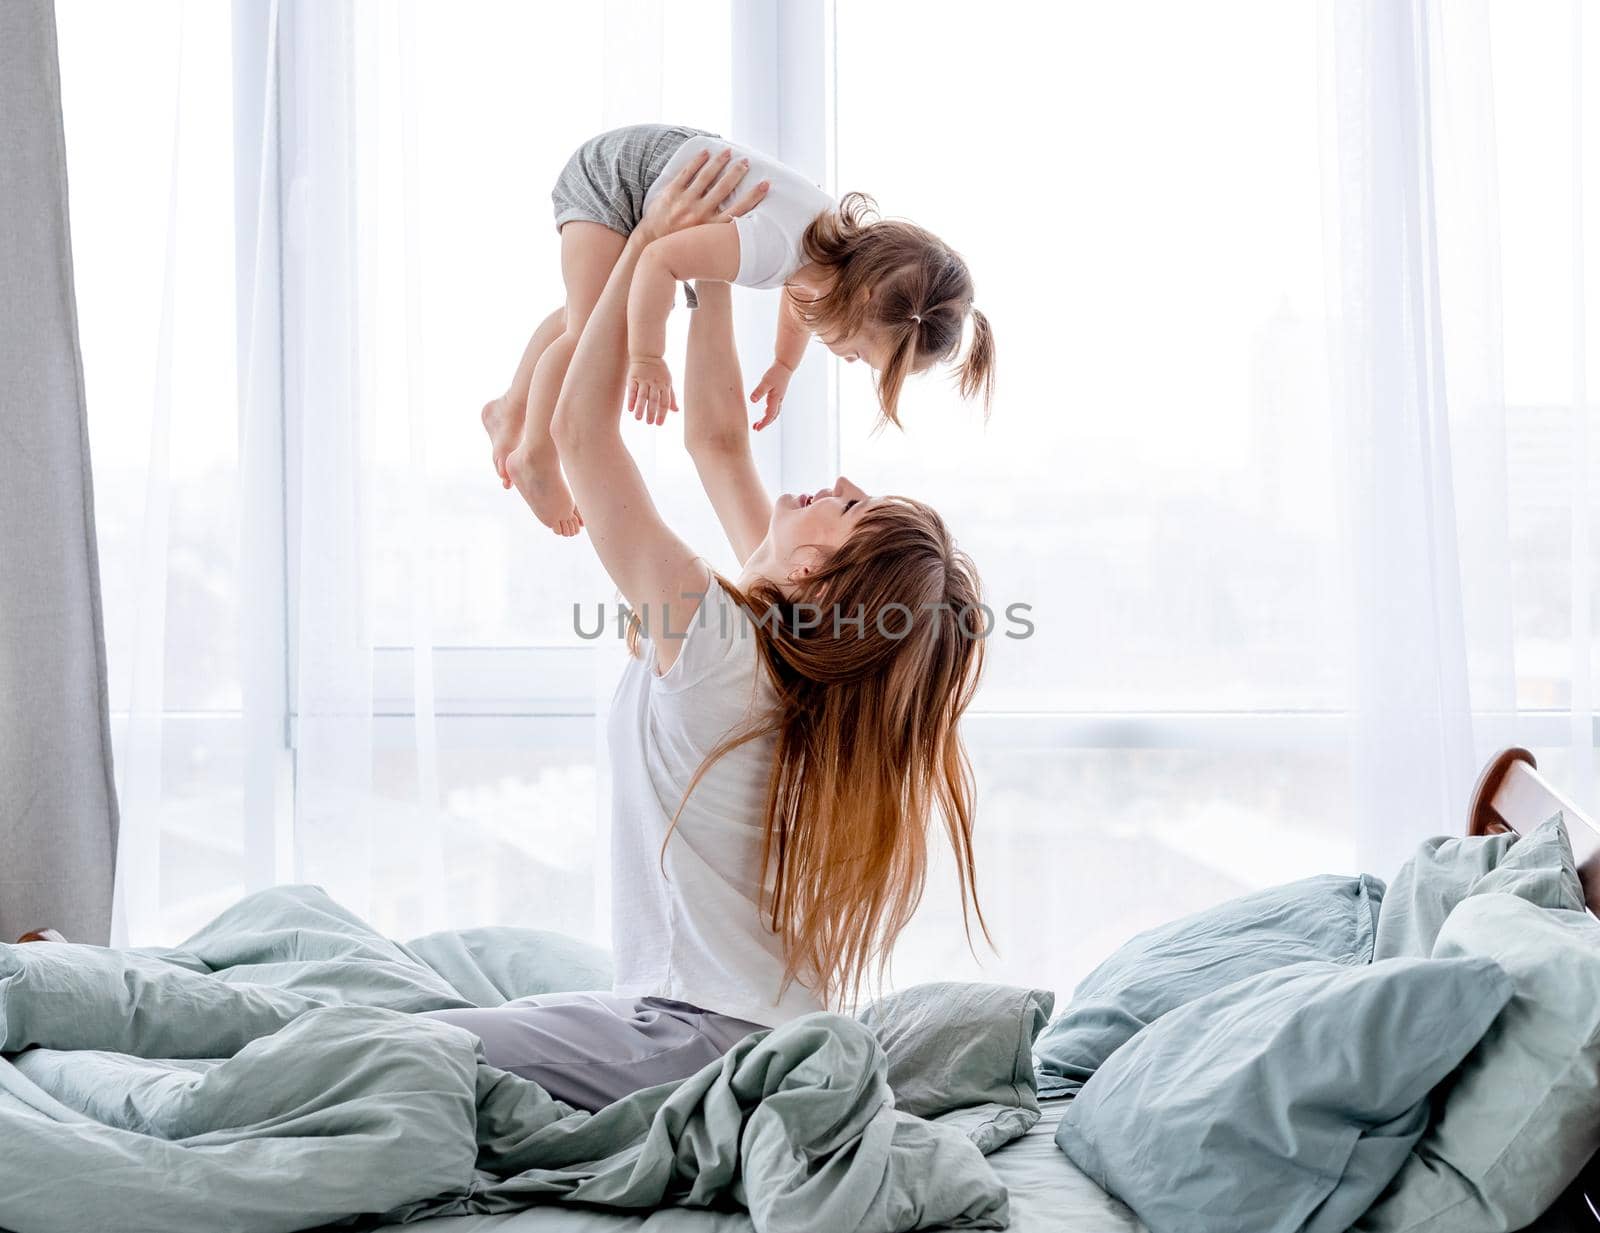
<box><xmin>638</xmin><ymin>147</ymin><xmax>769</xmax><ymax>242</ymax></box>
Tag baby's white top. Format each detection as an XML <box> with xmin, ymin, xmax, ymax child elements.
<box><xmin>642</xmin><ymin>135</ymin><xmax>836</xmax><ymax>290</ymax></box>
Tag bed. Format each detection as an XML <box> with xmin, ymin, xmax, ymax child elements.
<box><xmin>390</xmin><ymin>748</ymin><xmax>1600</xmax><ymax>1233</ymax></box>
<box><xmin>398</xmin><ymin>1096</ymin><xmax>1141</xmax><ymax>1233</ymax></box>
<box><xmin>2</xmin><ymin>749</ymin><xmax>1595</xmax><ymax>1233</ymax></box>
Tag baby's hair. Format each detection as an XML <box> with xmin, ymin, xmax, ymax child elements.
<box><xmin>791</xmin><ymin>192</ymin><xmax>994</xmax><ymax>428</ymax></box>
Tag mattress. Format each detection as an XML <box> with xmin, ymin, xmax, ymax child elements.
<box><xmin>397</xmin><ymin>1097</ymin><xmax>1145</xmax><ymax>1233</ymax></box>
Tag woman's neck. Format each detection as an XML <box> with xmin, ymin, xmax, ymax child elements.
<box><xmin>737</xmin><ymin>550</ymin><xmax>799</xmax><ymax>602</ymax></box>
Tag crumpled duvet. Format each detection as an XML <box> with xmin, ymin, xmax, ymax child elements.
<box><xmin>0</xmin><ymin>886</ymin><xmax>1007</xmax><ymax>1233</ymax></box>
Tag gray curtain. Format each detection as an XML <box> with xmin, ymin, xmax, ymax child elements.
<box><xmin>0</xmin><ymin>0</ymin><xmax>119</xmax><ymax>945</ymax></box>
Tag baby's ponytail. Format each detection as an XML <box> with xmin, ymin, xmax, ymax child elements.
<box><xmin>797</xmin><ymin>194</ymin><xmax>993</xmax><ymax>426</ymax></box>
<box><xmin>958</xmin><ymin>308</ymin><xmax>995</xmax><ymax>418</ymax></box>
<box><xmin>874</xmin><ymin>327</ymin><xmax>921</xmax><ymax>430</ymax></box>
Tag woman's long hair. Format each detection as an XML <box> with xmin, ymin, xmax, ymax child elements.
<box><xmin>639</xmin><ymin>496</ymin><xmax>991</xmax><ymax>1009</ymax></box>
<box><xmin>791</xmin><ymin>192</ymin><xmax>995</xmax><ymax>427</ymax></box>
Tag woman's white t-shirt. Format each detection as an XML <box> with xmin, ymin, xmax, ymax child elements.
<box><xmin>606</xmin><ymin>575</ymin><xmax>825</xmax><ymax>1028</ymax></box>
<box><xmin>641</xmin><ymin>136</ymin><xmax>836</xmax><ymax>290</ymax></box>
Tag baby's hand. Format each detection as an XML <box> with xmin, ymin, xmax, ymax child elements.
<box><xmin>748</xmin><ymin>361</ymin><xmax>794</xmax><ymax>432</ymax></box>
<box><xmin>627</xmin><ymin>355</ymin><xmax>678</xmax><ymax>426</ymax></box>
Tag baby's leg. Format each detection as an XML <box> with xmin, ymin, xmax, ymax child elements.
<box><xmin>506</xmin><ymin>221</ymin><xmax>628</xmax><ymax>536</ymax></box>
<box><xmin>483</xmin><ymin>306</ymin><xmax>564</xmax><ymax>488</ymax></box>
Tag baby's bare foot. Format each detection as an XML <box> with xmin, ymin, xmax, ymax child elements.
<box><xmin>505</xmin><ymin>443</ymin><xmax>583</xmax><ymax>537</ymax></box>
<box><xmin>482</xmin><ymin>395</ymin><xmax>525</xmax><ymax>489</ymax></box>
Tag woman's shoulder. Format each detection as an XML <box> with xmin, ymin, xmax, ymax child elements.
<box><xmin>650</xmin><ymin>572</ymin><xmax>763</xmax><ymax>695</ymax></box>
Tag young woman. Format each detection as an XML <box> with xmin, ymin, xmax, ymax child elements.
<box><xmin>431</xmin><ymin>150</ymin><xmax>990</xmax><ymax>1112</ymax></box>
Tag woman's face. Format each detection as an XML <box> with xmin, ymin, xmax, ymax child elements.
<box><xmin>758</xmin><ymin>476</ymin><xmax>873</xmax><ymax>585</ymax></box>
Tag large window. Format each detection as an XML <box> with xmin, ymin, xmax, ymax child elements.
<box><xmin>832</xmin><ymin>1</ymin><xmax>1351</xmax><ymax>989</ymax></box>
<box><xmin>58</xmin><ymin>1</ymin><xmax>248</xmax><ymax>930</ymax></box>
<box><xmin>831</xmin><ymin>0</ymin><xmax>1596</xmax><ymax>992</ymax></box>
<box><xmin>57</xmin><ymin>2</ymin><xmax>1596</xmax><ymax>999</ymax></box>
<box><xmin>1493</xmin><ymin>1</ymin><xmax>1600</xmax><ymax>714</ymax></box>
<box><xmin>58</xmin><ymin>0</ymin><xmax>744</xmax><ymax>942</ymax></box>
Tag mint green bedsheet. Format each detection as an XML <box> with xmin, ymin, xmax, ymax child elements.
<box><xmin>397</xmin><ymin>1099</ymin><xmax>1147</xmax><ymax>1233</ymax></box>
<box><xmin>0</xmin><ymin>886</ymin><xmax>1007</xmax><ymax>1233</ymax></box>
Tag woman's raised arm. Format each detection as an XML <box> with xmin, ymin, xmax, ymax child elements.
<box><xmin>550</xmin><ymin>151</ymin><xmax>766</xmax><ymax>673</ymax></box>
<box><xmin>682</xmin><ymin>281</ymin><xmax>772</xmax><ymax>566</ymax></box>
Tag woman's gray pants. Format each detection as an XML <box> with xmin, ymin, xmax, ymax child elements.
<box><xmin>423</xmin><ymin>990</ymin><xmax>768</xmax><ymax>1112</ymax></box>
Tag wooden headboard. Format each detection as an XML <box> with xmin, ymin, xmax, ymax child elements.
<box><xmin>1468</xmin><ymin>747</ymin><xmax>1600</xmax><ymax>915</ymax></box>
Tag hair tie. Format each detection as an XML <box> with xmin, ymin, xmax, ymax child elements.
<box><xmin>911</xmin><ymin>313</ymin><xmax>922</xmax><ymax>324</ymax></box>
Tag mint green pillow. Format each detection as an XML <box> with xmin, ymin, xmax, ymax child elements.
<box><xmin>1056</xmin><ymin>956</ymin><xmax>1514</xmax><ymax>1233</ymax></box>
<box><xmin>1035</xmin><ymin>875</ymin><xmax>1383</xmax><ymax>1096</ymax></box>
<box><xmin>1470</xmin><ymin>814</ymin><xmax>1583</xmax><ymax>907</ymax></box>
<box><xmin>1373</xmin><ymin>814</ymin><xmax>1583</xmax><ymax>960</ymax></box>
<box><xmin>1356</xmin><ymin>894</ymin><xmax>1600</xmax><ymax>1233</ymax></box>
<box><xmin>859</xmin><ymin>981</ymin><xmax>1053</xmax><ymax>1153</ymax></box>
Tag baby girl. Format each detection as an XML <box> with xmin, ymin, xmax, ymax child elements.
<box><xmin>482</xmin><ymin>124</ymin><xmax>994</xmax><ymax>535</ymax></box>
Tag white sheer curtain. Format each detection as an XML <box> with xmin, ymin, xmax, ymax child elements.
<box><xmin>59</xmin><ymin>0</ymin><xmax>726</xmax><ymax>945</ymax></box>
<box><xmin>59</xmin><ymin>1</ymin><xmax>1596</xmax><ymax>987</ymax></box>
<box><xmin>86</xmin><ymin>0</ymin><xmax>438</xmax><ymax>941</ymax></box>
<box><xmin>1323</xmin><ymin>0</ymin><xmax>1596</xmax><ymax>877</ymax></box>
<box><xmin>819</xmin><ymin>0</ymin><xmax>1595</xmax><ymax>997</ymax></box>
<box><xmin>58</xmin><ymin>0</ymin><xmax>250</xmax><ymax>943</ymax></box>
<box><xmin>1322</xmin><ymin>0</ymin><xmax>1512</xmax><ymax>876</ymax></box>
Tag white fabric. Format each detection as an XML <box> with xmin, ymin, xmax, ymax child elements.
<box><xmin>606</xmin><ymin>575</ymin><xmax>825</xmax><ymax>1028</ymax></box>
<box><xmin>60</xmin><ymin>1</ymin><xmax>1595</xmax><ymax>981</ymax></box>
<box><xmin>1321</xmin><ymin>0</ymin><xmax>1594</xmax><ymax>875</ymax></box>
<box><xmin>69</xmin><ymin>0</ymin><xmax>704</xmax><ymax>945</ymax></box>
<box><xmin>643</xmin><ymin>135</ymin><xmax>834</xmax><ymax>290</ymax></box>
